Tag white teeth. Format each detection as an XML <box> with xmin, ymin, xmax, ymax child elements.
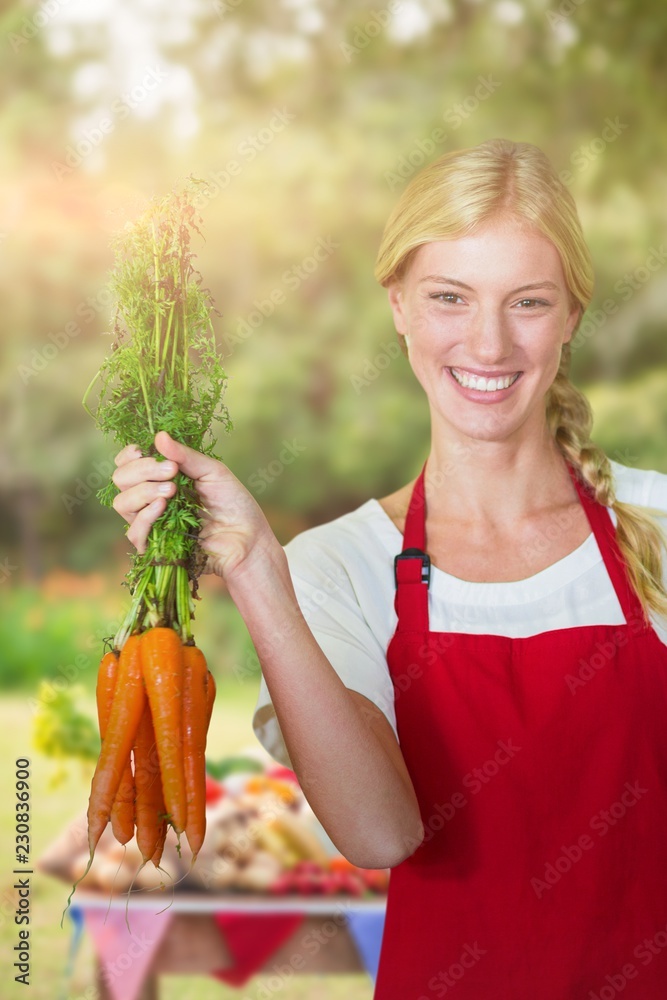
<box><xmin>450</xmin><ymin>368</ymin><xmax>520</xmax><ymax>391</ymax></box>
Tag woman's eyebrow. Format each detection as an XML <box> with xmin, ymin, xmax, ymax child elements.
<box><xmin>418</xmin><ymin>275</ymin><xmax>560</xmax><ymax>293</ymax></box>
<box><xmin>418</xmin><ymin>275</ymin><xmax>473</xmax><ymax>288</ymax></box>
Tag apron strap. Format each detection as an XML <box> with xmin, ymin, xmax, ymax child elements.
<box><xmin>565</xmin><ymin>462</ymin><xmax>651</xmax><ymax>631</ymax></box>
<box><xmin>393</xmin><ymin>460</ymin><xmax>430</xmax><ymax>632</ymax></box>
<box><xmin>393</xmin><ymin>457</ymin><xmax>651</xmax><ymax>634</ymax></box>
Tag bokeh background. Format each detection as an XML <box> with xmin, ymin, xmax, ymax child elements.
<box><xmin>1</xmin><ymin>0</ymin><xmax>666</xmax><ymax>997</ymax></box>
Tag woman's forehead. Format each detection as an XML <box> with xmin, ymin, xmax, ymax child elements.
<box><xmin>407</xmin><ymin>227</ymin><xmax>566</xmax><ymax>283</ymax></box>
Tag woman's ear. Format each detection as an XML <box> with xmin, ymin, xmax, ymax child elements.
<box><xmin>562</xmin><ymin>299</ymin><xmax>581</xmax><ymax>345</ymax></box>
<box><xmin>387</xmin><ymin>279</ymin><xmax>408</xmax><ymax>337</ymax></box>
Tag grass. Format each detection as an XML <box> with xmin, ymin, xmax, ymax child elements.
<box><xmin>0</xmin><ymin>688</ymin><xmax>374</xmax><ymax>1000</ymax></box>
<box><xmin>0</xmin><ymin>570</ymin><xmax>259</xmax><ymax>696</ymax></box>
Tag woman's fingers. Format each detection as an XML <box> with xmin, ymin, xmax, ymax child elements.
<box><xmin>112</xmin><ymin>434</ymin><xmax>224</xmax><ymax>497</ymax></box>
<box><xmin>114</xmin><ymin>443</ymin><xmax>143</xmax><ymax>467</ymax></box>
<box><xmin>112</xmin><ymin>456</ymin><xmax>178</xmax><ymax>492</ymax></box>
<box><xmin>111</xmin><ymin>433</ymin><xmax>244</xmax><ymax>562</ymax></box>
<box><xmin>112</xmin><ymin>479</ymin><xmax>177</xmax><ymax>523</ymax></box>
<box><xmin>111</xmin><ymin>446</ymin><xmax>179</xmax><ymax>554</ymax></box>
<box><xmin>125</xmin><ymin>497</ymin><xmax>167</xmax><ymax>555</ymax></box>
<box><xmin>153</xmin><ymin>431</ymin><xmax>226</xmax><ymax>484</ymax></box>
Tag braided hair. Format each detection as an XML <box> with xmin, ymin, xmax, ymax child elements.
<box><xmin>547</xmin><ymin>342</ymin><xmax>667</xmax><ymax>621</ymax></box>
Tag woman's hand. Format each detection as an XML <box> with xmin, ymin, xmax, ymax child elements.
<box><xmin>111</xmin><ymin>430</ymin><xmax>277</xmax><ymax>585</ymax></box>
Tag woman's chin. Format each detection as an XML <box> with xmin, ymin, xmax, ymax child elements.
<box><xmin>430</xmin><ymin>399</ymin><xmax>533</xmax><ymax>445</ymax></box>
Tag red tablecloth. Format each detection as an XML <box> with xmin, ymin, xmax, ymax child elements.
<box><xmin>212</xmin><ymin>913</ymin><xmax>306</xmax><ymax>986</ymax></box>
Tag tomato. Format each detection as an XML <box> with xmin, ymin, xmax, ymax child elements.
<box><xmin>205</xmin><ymin>774</ymin><xmax>225</xmax><ymax>804</ymax></box>
<box><xmin>328</xmin><ymin>855</ymin><xmax>357</xmax><ymax>874</ymax></box>
<box><xmin>337</xmin><ymin>872</ymin><xmax>365</xmax><ymax>897</ymax></box>
<box><xmin>358</xmin><ymin>868</ymin><xmax>390</xmax><ymax>892</ymax></box>
<box><xmin>266</xmin><ymin>765</ymin><xmax>300</xmax><ymax>785</ymax></box>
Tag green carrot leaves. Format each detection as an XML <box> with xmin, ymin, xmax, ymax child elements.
<box><xmin>83</xmin><ymin>178</ymin><xmax>232</xmax><ymax>646</ymax></box>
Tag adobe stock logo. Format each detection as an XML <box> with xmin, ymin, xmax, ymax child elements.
<box><xmin>564</xmin><ymin>611</ymin><xmax>646</xmax><ymax>694</ymax></box>
<box><xmin>418</xmin><ymin>941</ymin><xmax>487</xmax><ymax>999</ymax></box>
<box><xmin>530</xmin><ymin>780</ymin><xmax>648</xmax><ymax>900</ymax></box>
<box><xmin>401</xmin><ymin>738</ymin><xmax>521</xmax><ymax>856</ymax></box>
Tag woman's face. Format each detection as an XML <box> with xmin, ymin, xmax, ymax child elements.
<box><xmin>387</xmin><ymin>214</ymin><xmax>581</xmax><ymax>444</ymax></box>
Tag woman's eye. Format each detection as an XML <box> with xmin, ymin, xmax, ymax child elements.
<box><xmin>430</xmin><ymin>292</ymin><xmax>463</xmax><ymax>304</ymax></box>
<box><xmin>516</xmin><ymin>298</ymin><xmax>549</xmax><ymax>308</ymax></box>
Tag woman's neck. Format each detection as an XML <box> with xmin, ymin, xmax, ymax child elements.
<box><xmin>424</xmin><ymin>424</ymin><xmax>575</xmax><ymax>528</ymax></box>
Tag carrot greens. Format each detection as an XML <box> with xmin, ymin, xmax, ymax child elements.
<box><xmin>82</xmin><ymin>180</ymin><xmax>232</xmax><ymax>647</ymax></box>
<box><xmin>60</xmin><ymin>182</ymin><xmax>229</xmax><ymax>919</ymax></box>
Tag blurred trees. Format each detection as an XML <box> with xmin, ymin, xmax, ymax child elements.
<box><xmin>1</xmin><ymin>0</ymin><xmax>666</xmax><ymax>580</ymax></box>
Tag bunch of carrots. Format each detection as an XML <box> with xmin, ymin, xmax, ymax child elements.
<box><xmin>92</xmin><ymin>630</ymin><xmax>215</xmax><ymax>869</ymax></box>
<box><xmin>69</xmin><ymin>181</ymin><xmax>232</xmax><ymax>907</ymax></box>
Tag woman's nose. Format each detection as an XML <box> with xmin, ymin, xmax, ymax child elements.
<box><xmin>466</xmin><ymin>307</ymin><xmax>513</xmax><ymax>364</ymax></box>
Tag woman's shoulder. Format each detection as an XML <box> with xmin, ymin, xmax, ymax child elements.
<box><xmin>283</xmin><ymin>497</ymin><xmax>396</xmax><ymax>574</ymax></box>
<box><xmin>609</xmin><ymin>459</ymin><xmax>667</xmax><ymax>516</ymax></box>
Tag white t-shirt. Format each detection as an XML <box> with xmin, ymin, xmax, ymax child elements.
<box><xmin>252</xmin><ymin>460</ymin><xmax>667</xmax><ymax>769</ymax></box>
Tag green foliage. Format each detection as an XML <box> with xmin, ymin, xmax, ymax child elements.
<box><xmin>82</xmin><ymin>181</ymin><xmax>233</xmax><ymax>644</ymax></box>
<box><xmin>2</xmin><ymin>0</ymin><xmax>667</xmax><ymax>593</ymax></box>
<box><xmin>206</xmin><ymin>756</ymin><xmax>264</xmax><ymax>780</ymax></box>
<box><xmin>587</xmin><ymin>368</ymin><xmax>667</xmax><ymax>475</ymax></box>
<box><xmin>0</xmin><ymin>585</ymin><xmax>110</xmax><ymax>690</ymax></box>
<box><xmin>87</xmin><ymin>180</ymin><xmax>231</xmax><ymax>461</ymax></box>
<box><xmin>32</xmin><ymin>682</ymin><xmax>100</xmax><ymax>763</ymax></box>
<box><xmin>0</xmin><ymin>572</ymin><xmax>258</xmax><ymax>692</ymax></box>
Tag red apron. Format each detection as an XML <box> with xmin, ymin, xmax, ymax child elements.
<box><xmin>374</xmin><ymin>458</ymin><xmax>667</xmax><ymax>999</ymax></box>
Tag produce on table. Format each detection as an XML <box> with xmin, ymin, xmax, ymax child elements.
<box><xmin>245</xmin><ymin>773</ymin><xmax>300</xmax><ymax>804</ymax></box>
<box><xmin>68</xmin><ymin>182</ymin><xmax>232</xmax><ymax>911</ymax></box>
<box><xmin>265</xmin><ymin>764</ymin><xmax>301</xmax><ymax>785</ymax></box>
<box><xmin>205</xmin><ymin>774</ymin><xmax>226</xmax><ymax>805</ymax></box>
<box><xmin>48</xmin><ymin>759</ymin><xmax>389</xmax><ymax>898</ymax></box>
<box><xmin>206</xmin><ymin>755</ymin><xmax>265</xmax><ymax>781</ymax></box>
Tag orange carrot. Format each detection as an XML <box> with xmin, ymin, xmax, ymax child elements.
<box><xmin>95</xmin><ymin>649</ymin><xmax>135</xmax><ymax>845</ymax></box>
<box><xmin>96</xmin><ymin>650</ymin><xmax>119</xmax><ymax>719</ymax></box>
<box><xmin>151</xmin><ymin>819</ymin><xmax>168</xmax><ymax>869</ymax></box>
<box><xmin>87</xmin><ymin>635</ymin><xmax>146</xmax><ymax>855</ymax></box>
<box><xmin>133</xmin><ymin>701</ymin><xmax>168</xmax><ymax>864</ymax></box>
<box><xmin>140</xmin><ymin>627</ymin><xmax>187</xmax><ymax>834</ymax></box>
<box><xmin>182</xmin><ymin>645</ymin><xmax>209</xmax><ymax>859</ymax></box>
<box><xmin>205</xmin><ymin>669</ymin><xmax>216</xmax><ymax>730</ymax></box>
<box><xmin>110</xmin><ymin>763</ymin><xmax>135</xmax><ymax>845</ymax></box>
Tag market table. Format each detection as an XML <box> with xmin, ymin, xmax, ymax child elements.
<box><xmin>69</xmin><ymin>891</ymin><xmax>388</xmax><ymax>999</ymax></box>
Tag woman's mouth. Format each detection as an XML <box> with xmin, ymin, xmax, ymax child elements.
<box><xmin>446</xmin><ymin>366</ymin><xmax>522</xmax><ymax>401</ymax></box>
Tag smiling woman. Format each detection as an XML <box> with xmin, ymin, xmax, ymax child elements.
<box><xmin>386</xmin><ymin>219</ymin><xmax>580</xmax><ymax>439</ymax></box>
<box><xmin>374</xmin><ymin>141</ymin><xmax>667</xmax><ymax>610</ymax></box>
<box><xmin>111</xmin><ymin>137</ymin><xmax>667</xmax><ymax>999</ymax></box>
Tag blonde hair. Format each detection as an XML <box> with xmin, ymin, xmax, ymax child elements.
<box><xmin>375</xmin><ymin>138</ymin><xmax>667</xmax><ymax>623</ymax></box>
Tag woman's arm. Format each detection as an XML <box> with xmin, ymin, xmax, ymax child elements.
<box><xmin>112</xmin><ymin>432</ymin><xmax>424</xmax><ymax>869</ymax></box>
<box><xmin>226</xmin><ymin>542</ymin><xmax>423</xmax><ymax>869</ymax></box>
